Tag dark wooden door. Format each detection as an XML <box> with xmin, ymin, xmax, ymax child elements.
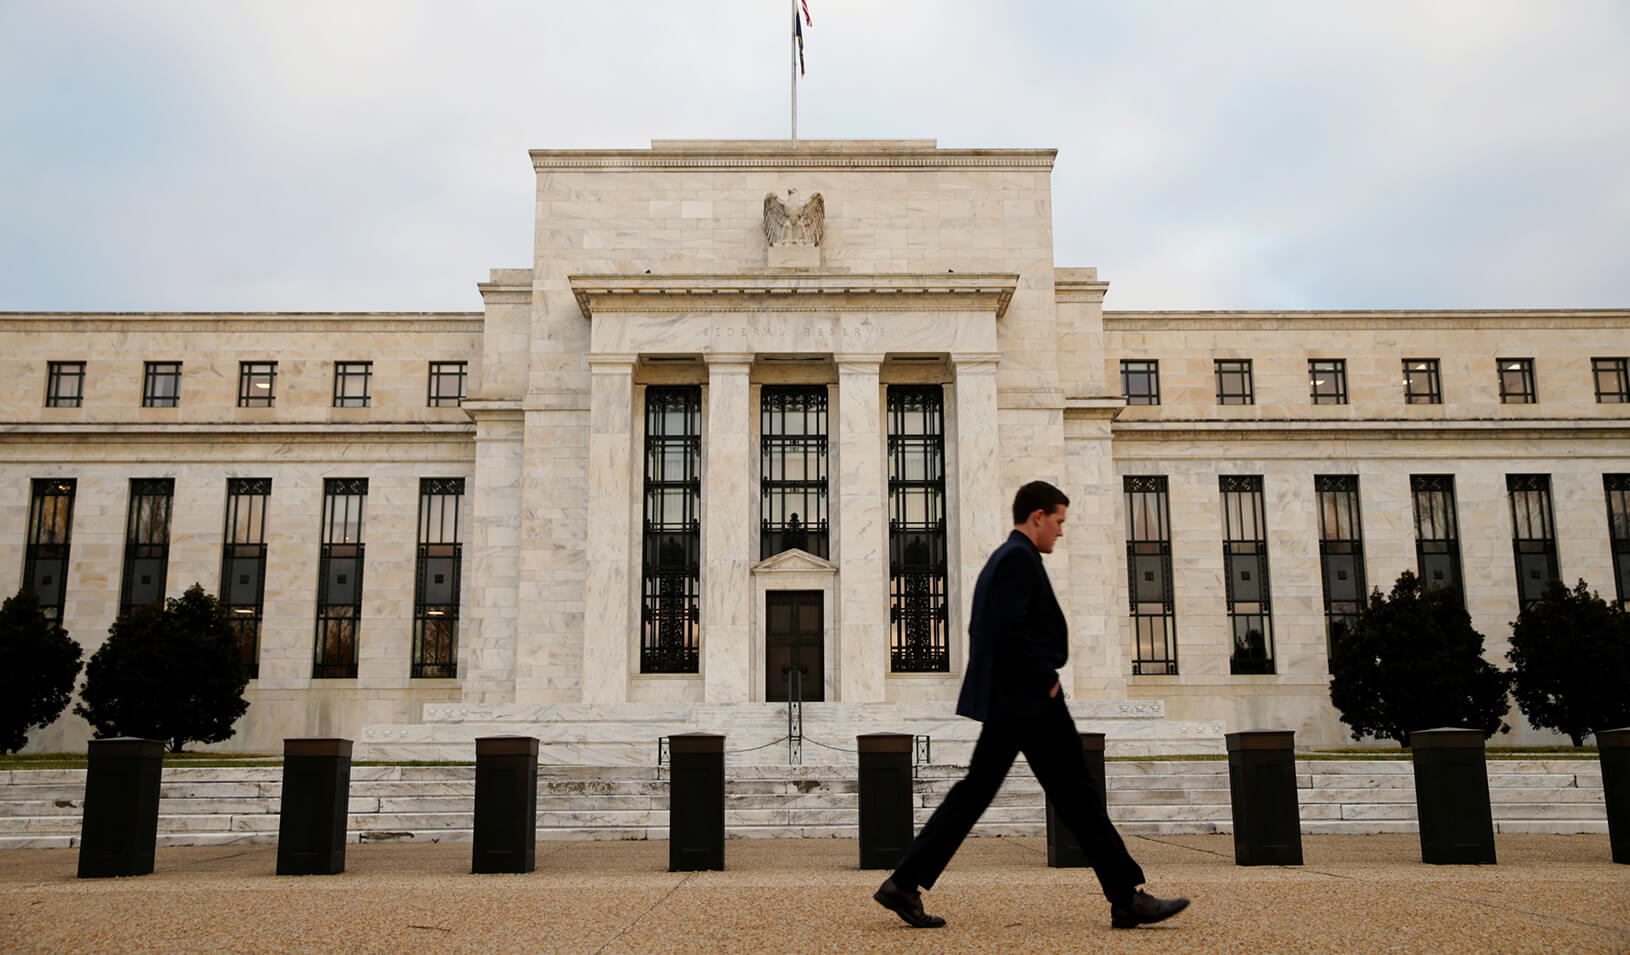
<box><xmin>765</xmin><ymin>590</ymin><xmax>823</xmax><ymax>702</ymax></box>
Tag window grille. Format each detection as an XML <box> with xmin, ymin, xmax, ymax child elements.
<box><xmin>120</xmin><ymin>478</ymin><xmax>174</xmax><ymax>616</ymax></box>
<box><xmin>1309</xmin><ymin>359</ymin><xmax>1348</xmax><ymax>405</ymax></box>
<box><xmin>314</xmin><ymin>478</ymin><xmax>367</xmax><ymax>678</ymax></box>
<box><xmin>1315</xmin><ymin>475</ymin><xmax>1366</xmax><ymax>659</ymax></box>
<box><xmin>1593</xmin><ymin>358</ymin><xmax>1629</xmax><ymax>404</ymax></box>
<box><xmin>1411</xmin><ymin>474</ymin><xmax>1463</xmax><ymax>603</ymax></box>
<box><xmin>1221</xmin><ymin>475</ymin><xmax>1274</xmax><ymax>674</ymax></box>
<box><xmin>760</xmin><ymin>385</ymin><xmax>829</xmax><ymax>559</ymax></box>
<box><xmin>238</xmin><ymin>362</ymin><xmax>277</xmax><ymax>407</ymax></box>
<box><xmin>413</xmin><ymin>478</ymin><xmax>464</xmax><ymax>678</ymax></box>
<box><xmin>333</xmin><ymin>362</ymin><xmax>372</xmax><ymax>408</ymax></box>
<box><xmin>1121</xmin><ymin>360</ymin><xmax>1160</xmax><ymax>405</ymax></box>
<box><xmin>428</xmin><ymin>362</ymin><xmax>467</xmax><ymax>407</ymax></box>
<box><xmin>46</xmin><ymin>362</ymin><xmax>85</xmax><ymax>407</ymax></box>
<box><xmin>221</xmin><ymin>478</ymin><xmax>270</xmax><ymax>678</ymax></box>
<box><xmin>1498</xmin><ymin>359</ymin><xmax>1537</xmax><ymax>404</ymax></box>
<box><xmin>142</xmin><ymin>362</ymin><xmax>182</xmax><ymax>407</ymax></box>
<box><xmin>1507</xmin><ymin>474</ymin><xmax>1558</xmax><ymax>605</ymax></box>
<box><xmin>1215</xmin><ymin>359</ymin><xmax>1254</xmax><ymax>405</ymax></box>
<box><xmin>887</xmin><ymin>385</ymin><xmax>948</xmax><ymax>672</ymax></box>
<box><xmin>1124</xmin><ymin>475</ymin><xmax>1177</xmax><ymax>674</ymax></box>
<box><xmin>641</xmin><ymin>387</ymin><xmax>701</xmax><ymax>673</ymax></box>
<box><xmin>1404</xmin><ymin>359</ymin><xmax>1442</xmax><ymax>404</ymax></box>
<box><xmin>23</xmin><ymin>478</ymin><xmax>76</xmax><ymax>623</ymax></box>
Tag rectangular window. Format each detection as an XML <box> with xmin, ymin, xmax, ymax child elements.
<box><xmin>1309</xmin><ymin>359</ymin><xmax>1348</xmax><ymax>405</ymax></box>
<box><xmin>1215</xmin><ymin>359</ymin><xmax>1254</xmax><ymax>405</ymax></box>
<box><xmin>315</xmin><ymin>478</ymin><xmax>367</xmax><ymax>678</ymax></box>
<box><xmin>1594</xmin><ymin>358</ymin><xmax>1629</xmax><ymax>403</ymax></box>
<box><xmin>1606</xmin><ymin>475</ymin><xmax>1630</xmax><ymax>610</ymax></box>
<box><xmin>1121</xmin><ymin>360</ymin><xmax>1160</xmax><ymax>405</ymax></box>
<box><xmin>120</xmin><ymin>478</ymin><xmax>174</xmax><ymax>616</ymax></box>
<box><xmin>1124</xmin><ymin>476</ymin><xmax>1177</xmax><ymax>675</ymax></box>
<box><xmin>413</xmin><ymin>478</ymin><xmax>464</xmax><ymax>678</ymax></box>
<box><xmin>333</xmin><ymin>361</ymin><xmax>372</xmax><ymax>408</ymax></box>
<box><xmin>220</xmin><ymin>478</ymin><xmax>270</xmax><ymax>679</ymax></box>
<box><xmin>23</xmin><ymin>478</ymin><xmax>76</xmax><ymax>623</ymax></box>
<box><xmin>1498</xmin><ymin>358</ymin><xmax>1537</xmax><ymax>404</ymax></box>
<box><xmin>1221</xmin><ymin>475</ymin><xmax>1274</xmax><ymax>674</ymax></box>
<box><xmin>142</xmin><ymin>362</ymin><xmax>182</xmax><ymax>407</ymax></box>
<box><xmin>641</xmin><ymin>387</ymin><xmax>701</xmax><ymax>674</ymax></box>
<box><xmin>887</xmin><ymin>385</ymin><xmax>949</xmax><ymax>672</ymax></box>
<box><xmin>760</xmin><ymin>385</ymin><xmax>829</xmax><ymax>559</ymax></box>
<box><xmin>238</xmin><ymin>362</ymin><xmax>277</xmax><ymax>407</ymax></box>
<box><xmin>1404</xmin><ymin>359</ymin><xmax>1441</xmax><ymax>404</ymax></box>
<box><xmin>1412</xmin><ymin>474</ymin><xmax>1464</xmax><ymax>603</ymax></box>
<box><xmin>46</xmin><ymin>362</ymin><xmax>85</xmax><ymax>408</ymax></box>
<box><xmin>427</xmin><ymin>361</ymin><xmax>467</xmax><ymax>407</ymax></box>
<box><xmin>1507</xmin><ymin>474</ymin><xmax>1559</xmax><ymax>605</ymax></box>
<box><xmin>1315</xmin><ymin>475</ymin><xmax>1367</xmax><ymax>658</ymax></box>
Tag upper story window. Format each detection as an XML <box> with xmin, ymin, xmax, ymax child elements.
<box><xmin>333</xmin><ymin>361</ymin><xmax>372</xmax><ymax>408</ymax></box>
<box><xmin>46</xmin><ymin>362</ymin><xmax>85</xmax><ymax>407</ymax></box>
<box><xmin>142</xmin><ymin>362</ymin><xmax>182</xmax><ymax>407</ymax></box>
<box><xmin>428</xmin><ymin>361</ymin><xmax>467</xmax><ymax>407</ymax></box>
<box><xmin>1214</xmin><ymin>359</ymin><xmax>1254</xmax><ymax>405</ymax></box>
<box><xmin>1403</xmin><ymin>359</ymin><xmax>1442</xmax><ymax>404</ymax></box>
<box><xmin>238</xmin><ymin>362</ymin><xmax>277</xmax><ymax>407</ymax></box>
<box><xmin>1309</xmin><ymin>359</ymin><xmax>1348</xmax><ymax>405</ymax></box>
<box><xmin>1498</xmin><ymin>358</ymin><xmax>1536</xmax><ymax>404</ymax></box>
<box><xmin>1594</xmin><ymin>358</ymin><xmax>1629</xmax><ymax>403</ymax></box>
<box><xmin>1121</xmin><ymin>360</ymin><xmax>1160</xmax><ymax>405</ymax></box>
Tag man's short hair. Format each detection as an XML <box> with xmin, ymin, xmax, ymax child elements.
<box><xmin>1012</xmin><ymin>480</ymin><xmax>1070</xmax><ymax>525</ymax></box>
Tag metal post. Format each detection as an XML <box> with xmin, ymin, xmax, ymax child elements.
<box><xmin>277</xmin><ymin>737</ymin><xmax>353</xmax><ymax>876</ymax></box>
<box><xmin>1410</xmin><ymin>727</ymin><xmax>1496</xmax><ymax>865</ymax></box>
<box><xmin>668</xmin><ymin>733</ymin><xmax>725</xmax><ymax>871</ymax></box>
<box><xmin>472</xmin><ymin>736</ymin><xmax>539</xmax><ymax>874</ymax></box>
<box><xmin>77</xmin><ymin>737</ymin><xmax>164</xmax><ymax>879</ymax></box>
<box><xmin>1226</xmin><ymin>729</ymin><xmax>1303</xmax><ymax>866</ymax></box>
<box><xmin>857</xmin><ymin>733</ymin><xmax>915</xmax><ymax>869</ymax></box>
<box><xmin>1046</xmin><ymin>732</ymin><xmax>1106</xmax><ymax>868</ymax></box>
<box><xmin>1597</xmin><ymin>726</ymin><xmax>1630</xmax><ymax>864</ymax></box>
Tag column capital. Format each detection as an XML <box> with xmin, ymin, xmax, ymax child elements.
<box><xmin>950</xmin><ymin>351</ymin><xmax>1003</xmax><ymax>373</ymax></box>
<box><xmin>585</xmin><ymin>353</ymin><xmax>638</xmax><ymax>372</ymax></box>
<box><xmin>702</xmin><ymin>351</ymin><xmax>755</xmax><ymax>370</ymax></box>
<box><xmin>834</xmin><ymin>352</ymin><xmax>886</xmax><ymax>372</ymax></box>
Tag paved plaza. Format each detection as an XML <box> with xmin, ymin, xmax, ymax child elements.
<box><xmin>0</xmin><ymin>834</ymin><xmax>1624</xmax><ymax>953</ymax></box>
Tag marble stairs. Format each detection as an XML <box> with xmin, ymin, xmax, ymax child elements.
<box><xmin>0</xmin><ymin>758</ymin><xmax>1606</xmax><ymax>850</ymax></box>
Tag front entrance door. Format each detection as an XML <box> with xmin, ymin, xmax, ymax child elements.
<box><xmin>765</xmin><ymin>590</ymin><xmax>823</xmax><ymax>702</ymax></box>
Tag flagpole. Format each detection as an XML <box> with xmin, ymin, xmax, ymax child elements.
<box><xmin>790</xmin><ymin>0</ymin><xmax>798</xmax><ymax>146</ymax></box>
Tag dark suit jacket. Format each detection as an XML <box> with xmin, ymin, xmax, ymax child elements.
<box><xmin>955</xmin><ymin>529</ymin><xmax>1069</xmax><ymax>723</ymax></box>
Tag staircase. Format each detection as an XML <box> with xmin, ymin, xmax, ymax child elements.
<box><xmin>0</xmin><ymin>759</ymin><xmax>1607</xmax><ymax>850</ymax></box>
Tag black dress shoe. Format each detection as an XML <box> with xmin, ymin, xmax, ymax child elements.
<box><xmin>1110</xmin><ymin>889</ymin><xmax>1190</xmax><ymax>929</ymax></box>
<box><xmin>873</xmin><ymin>878</ymin><xmax>946</xmax><ymax>928</ymax></box>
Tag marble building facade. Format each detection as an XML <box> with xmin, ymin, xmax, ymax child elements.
<box><xmin>3</xmin><ymin>140</ymin><xmax>1627</xmax><ymax>760</ymax></box>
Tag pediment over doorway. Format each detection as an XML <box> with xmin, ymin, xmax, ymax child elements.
<box><xmin>751</xmin><ymin>548</ymin><xmax>838</xmax><ymax>576</ymax></box>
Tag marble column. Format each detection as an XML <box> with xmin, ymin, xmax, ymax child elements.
<box><xmin>581</xmin><ymin>354</ymin><xmax>636</xmax><ymax>704</ymax></box>
<box><xmin>702</xmin><ymin>353</ymin><xmax>753</xmax><ymax>704</ymax></box>
<box><xmin>836</xmin><ymin>353</ymin><xmax>887</xmax><ymax>702</ymax></box>
<box><xmin>950</xmin><ymin>354</ymin><xmax>1005</xmax><ymax>682</ymax></box>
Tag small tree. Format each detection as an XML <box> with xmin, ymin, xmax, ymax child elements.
<box><xmin>75</xmin><ymin>584</ymin><xmax>250</xmax><ymax>753</ymax></box>
<box><xmin>0</xmin><ymin>590</ymin><xmax>84</xmax><ymax>753</ymax></box>
<box><xmin>1329</xmin><ymin>570</ymin><xmax>1512</xmax><ymax>747</ymax></box>
<box><xmin>1507</xmin><ymin>578</ymin><xmax>1630</xmax><ymax>745</ymax></box>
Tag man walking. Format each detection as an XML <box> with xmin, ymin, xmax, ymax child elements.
<box><xmin>873</xmin><ymin>480</ymin><xmax>1190</xmax><ymax>930</ymax></box>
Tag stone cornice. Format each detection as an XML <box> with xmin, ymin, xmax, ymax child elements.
<box><xmin>0</xmin><ymin>422</ymin><xmax>476</xmax><ymax>439</ymax></box>
<box><xmin>569</xmin><ymin>273</ymin><xmax>1018</xmax><ymax>320</ymax></box>
<box><xmin>1109</xmin><ymin>418</ymin><xmax>1630</xmax><ymax>441</ymax></box>
<box><xmin>0</xmin><ymin>313</ymin><xmax>483</xmax><ymax>333</ymax></box>
<box><xmin>1104</xmin><ymin>309</ymin><xmax>1630</xmax><ymax>331</ymax></box>
<box><xmin>532</xmin><ymin>142</ymin><xmax>1056</xmax><ymax>172</ymax></box>
<box><xmin>477</xmin><ymin>283</ymin><xmax>531</xmax><ymax>306</ymax></box>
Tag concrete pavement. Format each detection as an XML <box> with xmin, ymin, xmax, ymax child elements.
<box><xmin>0</xmin><ymin>834</ymin><xmax>1625</xmax><ymax>953</ymax></box>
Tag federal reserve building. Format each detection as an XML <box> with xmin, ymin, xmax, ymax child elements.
<box><xmin>5</xmin><ymin>139</ymin><xmax>1628</xmax><ymax>761</ymax></box>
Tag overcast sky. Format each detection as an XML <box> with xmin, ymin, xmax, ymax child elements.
<box><xmin>2</xmin><ymin>1</ymin><xmax>1627</xmax><ymax>312</ymax></box>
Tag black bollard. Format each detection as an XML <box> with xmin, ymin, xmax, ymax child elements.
<box><xmin>857</xmin><ymin>733</ymin><xmax>915</xmax><ymax>870</ymax></box>
<box><xmin>668</xmin><ymin>733</ymin><xmax>725</xmax><ymax>871</ymax></box>
<box><xmin>1046</xmin><ymin>732</ymin><xmax>1107</xmax><ymax>868</ymax></box>
<box><xmin>277</xmin><ymin>738</ymin><xmax>353</xmax><ymax>876</ymax></box>
<box><xmin>1225</xmin><ymin>729</ymin><xmax>1303</xmax><ymax>866</ymax></box>
<box><xmin>472</xmin><ymin>736</ymin><xmax>539</xmax><ymax>874</ymax></box>
<box><xmin>1598</xmin><ymin>727</ymin><xmax>1630</xmax><ymax>864</ymax></box>
<box><xmin>78</xmin><ymin>737</ymin><xmax>165</xmax><ymax>879</ymax></box>
<box><xmin>1410</xmin><ymin>728</ymin><xmax>1496</xmax><ymax>865</ymax></box>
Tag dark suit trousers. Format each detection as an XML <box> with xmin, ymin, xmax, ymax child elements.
<box><xmin>891</xmin><ymin>696</ymin><xmax>1146</xmax><ymax>907</ymax></box>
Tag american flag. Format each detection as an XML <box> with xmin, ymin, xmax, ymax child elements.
<box><xmin>795</xmin><ymin>2</ymin><xmax>809</xmax><ymax>76</ymax></box>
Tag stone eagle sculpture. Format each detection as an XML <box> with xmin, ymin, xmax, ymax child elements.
<box><xmin>763</xmin><ymin>191</ymin><xmax>824</xmax><ymax>247</ymax></box>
